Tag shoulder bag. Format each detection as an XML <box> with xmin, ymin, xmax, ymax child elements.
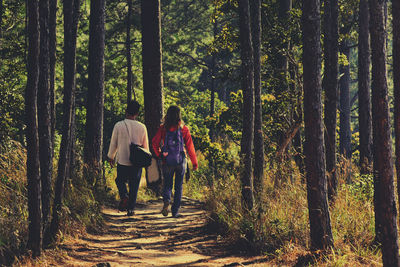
<box><xmin>123</xmin><ymin>121</ymin><xmax>152</xmax><ymax>168</ymax></box>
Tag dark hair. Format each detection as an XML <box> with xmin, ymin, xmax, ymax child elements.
<box><xmin>126</xmin><ymin>100</ymin><xmax>140</xmax><ymax>116</ymax></box>
<box><xmin>164</xmin><ymin>105</ymin><xmax>182</xmax><ymax>129</ymax></box>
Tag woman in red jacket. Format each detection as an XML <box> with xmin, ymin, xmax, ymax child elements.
<box><xmin>152</xmin><ymin>106</ymin><xmax>198</xmax><ymax>218</ymax></box>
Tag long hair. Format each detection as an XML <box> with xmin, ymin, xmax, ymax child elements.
<box><xmin>164</xmin><ymin>105</ymin><xmax>182</xmax><ymax>130</ymax></box>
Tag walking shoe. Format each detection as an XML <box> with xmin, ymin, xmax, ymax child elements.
<box><xmin>172</xmin><ymin>213</ymin><xmax>183</xmax><ymax>218</ymax></box>
<box><xmin>127</xmin><ymin>209</ymin><xmax>134</xmax><ymax>216</ymax></box>
<box><xmin>118</xmin><ymin>197</ymin><xmax>128</xmax><ymax>212</ymax></box>
<box><xmin>161</xmin><ymin>201</ymin><xmax>169</xmax><ymax>217</ymax></box>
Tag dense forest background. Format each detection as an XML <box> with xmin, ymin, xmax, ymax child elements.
<box><xmin>2</xmin><ymin>0</ymin><xmax>400</xmax><ymax>265</ymax></box>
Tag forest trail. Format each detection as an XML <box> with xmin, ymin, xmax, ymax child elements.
<box><xmin>56</xmin><ymin>197</ymin><xmax>269</xmax><ymax>267</ymax></box>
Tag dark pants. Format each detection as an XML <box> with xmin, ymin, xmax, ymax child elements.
<box><xmin>115</xmin><ymin>164</ymin><xmax>142</xmax><ymax>210</ymax></box>
<box><xmin>162</xmin><ymin>159</ymin><xmax>187</xmax><ymax>216</ymax></box>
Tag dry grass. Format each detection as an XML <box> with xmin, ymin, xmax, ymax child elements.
<box><xmin>201</xmin><ymin>158</ymin><xmax>382</xmax><ymax>266</ymax></box>
<box><xmin>0</xmin><ymin>141</ymin><xmax>28</xmax><ymax>252</ymax></box>
<box><xmin>0</xmin><ymin>140</ymin><xmax>109</xmax><ymax>264</ymax></box>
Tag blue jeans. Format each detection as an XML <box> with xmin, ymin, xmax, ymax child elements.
<box><xmin>115</xmin><ymin>164</ymin><xmax>142</xmax><ymax>210</ymax></box>
<box><xmin>162</xmin><ymin>159</ymin><xmax>187</xmax><ymax>215</ymax></box>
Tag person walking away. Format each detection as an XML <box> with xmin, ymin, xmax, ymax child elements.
<box><xmin>107</xmin><ymin>100</ymin><xmax>149</xmax><ymax>216</ymax></box>
<box><xmin>152</xmin><ymin>105</ymin><xmax>198</xmax><ymax>218</ymax></box>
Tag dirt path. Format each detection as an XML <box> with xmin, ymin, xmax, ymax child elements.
<box><xmin>57</xmin><ymin>197</ymin><xmax>269</xmax><ymax>266</ymax></box>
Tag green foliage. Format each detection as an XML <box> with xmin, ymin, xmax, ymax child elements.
<box><xmin>338</xmin><ymin>0</ymin><xmax>359</xmax><ymax>42</ymax></box>
<box><xmin>217</xmin><ymin>90</ymin><xmax>294</xmax><ymax>157</ymax></box>
<box><xmin>0</xmin><ymin>0</ymin><xmax>27</xmax><ymax>145</ymax></box>
<box><xmin>347</xmin><ymin>173</ymin><xmax>374</xmax><ymax>201</ymax></box>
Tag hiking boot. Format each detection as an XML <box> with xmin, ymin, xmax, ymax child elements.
<box><xmin>161</xmin><ymin>201</ymin><xmax>169</xmax><ymax>217</ymax></box>
<box><xmin>127</xmin><ymin>209</ymin><xmax>134</xmax><ymax>216</ymax></box>
<box><xmin>118</xmin><ymin>197</ymin><xmax>128</xmax><ymax>212</ymax></box>
<box><xmin>172</xmin><ymin>213</ymin><xmax>183</xmax><ymax>218</ymax></box>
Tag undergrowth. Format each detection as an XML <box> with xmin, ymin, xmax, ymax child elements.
<box><xmin>0</xmin><ymin>139</ymin><xmax>384</xmax><ymax>266</ymax></box>
<box><xmin>0</xmin><ymin>140</ymin><xmax>109</xmax><ymax>265</ymax></box>
<box><xmin>0</xmin><ymin>141</ymin><xmax>28</xmax><ymax>261</ymax></box>
<box><xmin>192</xmin><ymin>156</ymin><xmax>381</xmax><ymax>266</ymax></box>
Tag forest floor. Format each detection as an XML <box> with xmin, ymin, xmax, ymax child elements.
<box><xmin>52</xmin><ymin>197</ymin><xmax>271</xmax><ymax>267</ymax></box>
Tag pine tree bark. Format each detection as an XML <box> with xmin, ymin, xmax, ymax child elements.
<box><xmin>0</xmin><ymin>0</ymin><xmax>3</xmax><ymax>37</ymax></box>
<box><xmin>339</xmin><ymin>41</ymin><xmax>351</xmax><ymax>159</ymax></box>
<box><xmin>45</xmin><ymin>0</ymin><xmax>80</xmax><ymax>246</ymax></box>
<box><xmin>25</xmin><ymin>0</ymin><xmax>42</xmax><ymax>256</ymax></box>
<box><xmin>394</xmin><ymin>0</ymin><xmax>400</xmax><ymax>229</ymax></box>
<box><xmin>209</xmin><ymin>51</ymin><xmax>216</xmax><ymax>141</ymax></box>
<box><xmin>302</xmin><ymin>0</ymin><xmax>333</xmax><ymax>250</ymax></box>
<box><xmin>358</xmin><ymin>0</ymin><xmax>372</xmax><ymax>175</ymax></box>
<box><xmin>323</xmin><ymin>0</ymin><xmax>339</xmax><ymax>200</ymax></box>
<box><xmin>250</xmin><ymin>0</ymin><xmax>264</xmax><ymax>195</ymax></box>
<box><xmin>38</xmin><ymin>0</ymin><xmax>53</xmax><ymax>233</ymax></box>
<box><xmin>49</xmin><ymin>0</ymin><xmax>57</xmax><ymax>146</ymax></box>
<box><xmin>238</xmin><ymin>0</ymin><xmax>254</xmax><ymax>211</ymax></box>
<box><xmin>209</xmin><ymin>20</ymin><xmax>218</xmax><ymax>141</ymax></box>
<box><xmin>291</xmin><ymin>59</ymin><xmax>304</xmax><ymax>174</ymax></box>
<box><xmin>126</xmin><ymin>0</ymin><xmax>133</xmax><ymax>102</ymax></box>
<box><xmin>84</xmin><ymin>0</ymin><xmax>106</xmax><ymax>183</ymax></box>
<box><xmin>141</xmin><ymin>0</ymin><xmax>164</xmax><ymax>194</ymax></box>
<box><xmin>277</xmin><ymin>0</ymin><xmax>291</xmax><ymax>78</ymax></box>
<box><xmin>370</xmin><ymin>0</ymin><xmax>400</xmax><ymax>265</ymax></box>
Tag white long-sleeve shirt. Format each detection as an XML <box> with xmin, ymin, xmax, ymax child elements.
<box><xmin>107</xmin><ymin>119</ymin><xmax>149</xmax><ymax>166</ymax></box>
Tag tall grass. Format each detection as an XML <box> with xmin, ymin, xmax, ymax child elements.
<box><xmin>0</xmin><ymin>140</ymin><xmax>109</xmax><ymax>264</ymax></box>
<box><xmin>195</xmin><ymin>156</ymin><xmax>381</xmax><ymax>266</ymax></box>
<box><xmin>0</xmin><ymin>141</ymin><xmax>28</xmax><ymax>254</ymax></box>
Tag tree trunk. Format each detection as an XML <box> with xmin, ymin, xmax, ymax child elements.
<box><xmin>323</xmin><ymin>0</ymin><xmax>339</xmax><ymax>200</ymax></box>
<box><xmin>250</xmin><ymin>0</ymin><xmax>264</xmax><ymax>195</ymax></box>
<box><xmin>0</xmin><ymin>0</ymin><xmax>3</xmax><ymax>37</ymax></box>
<box><xmin>302</xmin><ymin>0</ymin><xmax>334</xmax><ymax>250</ymax></box>
<box><xmin>394</xmin><ymin>0</ymin><xmax>400</xmax><ymax>230</ymax></box>
<box><xmin>141</xmin><ymin>0</ymin><xmax>164</xmax><ymax>194</ymax></box>
<box><xmin>25</xmin><ymin>0</ymin><xmax>42</xmax><ymax>256</ymax></box>
<box><xmin>277</xmin><ymin>0</ymin><xmax>291</xmax><ymax>82</ymax></box>
<box><xmin>49</xmin><ymin>0</ymin><xmax>57</xmax><ymax>146</ymax></box>
<box><xmin>38</xmin><ymin>0</ymin><xmax>53</xmax><ymax>234</ymax></box>
<box><xmin>238</xmin><ymin>0</ymin><xmax>254</xmax><ymax>211</ymax></box>
<box><xmin>84</xmin><ymin>0</ymin><xmax>106</xmax><ymax>184</ymax></box>
<box><xmin>291</xmin><ymin>61</ymin><xmax>304</xmax><ymax>174</ymax></box>
<box><xmin>209</xmin><ymin>20</ymin><xmax>217</xmax><ymax>141</ymax></box>
<box><xmin>210</xmin><ymin>20</ymin><xmax>217</xmax><ymax>118</ymax></box>
<box><xmin>358</xmin><ymin>0</ymin><xmax>372</xmax><ymax>175</ymax></box>
<box><xmin>126</xmin><ymin>0</ymin><xmax>133</xmax><ymax>103</ymax></box>
<box><xmin>370</xmin><ymin>0</ymin><xmax>400</xmax><ymax>265</ymax></box>
<box><xmin>44</xmin><ymin>0</ymin><xmax>80</xmax><ymax>246</ymax></box>
<box><xmin>339</xmin><ymin>41</ymin><xmax>351</xmax><ymax>159</ymax></box>
<box><xmin>67</xmin><ymin>96</ymin><xmax>77</xmax><ymax>188</ymax></box>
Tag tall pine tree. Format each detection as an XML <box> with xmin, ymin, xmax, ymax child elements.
<box><xmin>238</xmin><ymin>0</ymin><xmax>254</xmax><ymax>210</ymax></box>
<box><xmin>84</xmin><ymin>0</ymin><xmax>106</xmax><ymax>183</ymax></box>
<box><xmin>370</xmin><ymin>0</ymin><xmax>400</xmax><ymax>264</ymax></box>
<box><xmin>302</xmin><ymin>0</ymin><xmax>333</xmax><ymax>250</ymax></box>
<box><xmin>25</xmin><ymin>0</ymin><xmax>42</xmax><ymax>256</ymax></box>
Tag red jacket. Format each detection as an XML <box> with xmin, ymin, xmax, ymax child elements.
<box><xmin>152</xmin><ymin>124</ymin><xmax>198</xmax><ymax>168</ymax></box>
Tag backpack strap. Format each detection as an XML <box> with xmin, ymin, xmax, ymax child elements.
<box><xmin>178</xmin><ymin>127</ymin><xmax>184</xmax><ymax>153</ymax></box>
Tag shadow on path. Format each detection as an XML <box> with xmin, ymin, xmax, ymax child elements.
<box><xmin>59</xmin><ymin>198</ymin><xmax>268</xmax><ymax>266</ymax></box>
